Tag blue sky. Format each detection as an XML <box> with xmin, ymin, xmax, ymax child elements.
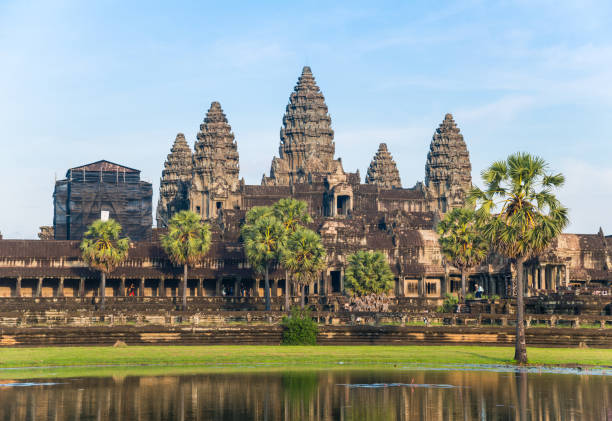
<box><xmin>1</xmin><ymin>0</ymin><xmax>611</xmax><ymax>238</ymax></box>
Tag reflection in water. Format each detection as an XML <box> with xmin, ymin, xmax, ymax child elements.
<box><xmin>0</xmin><ymin>368</ymin><xmax>610</xmax><ymax>420</ymax></box>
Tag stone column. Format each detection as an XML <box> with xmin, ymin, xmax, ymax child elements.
<box><xmin>37</xmin><ymin>277</ymin><xmax>43</xmax><ymax>298</ymax></box>
<box><xmin>234</xmin><ymin>278</ymin><xmax>240</xmax><ymax>297</ymax></box>
<box><xmin>15</xmin><ymin>277</ymin><xmax>22</xmax><ymax>297</ymax></box>
<box><xmin>58</xmin><ymin>277</ymin><xmax>64</xmax><ymax>297</ymax></box>
<box><xmin>564</xmin><ymin>265</ymin><xmax>570</xmax><ymax>287</ymax></box>
<box><xmin>139</xmin><ymin>277</ymin><xmax>145</xmax><ymax>297</ymax></box>
<box><xmin>159</xmin><ymin>277</ymin><xmax>166</xmax><ymax>297</ymax></box>
<box><xmin>324</xmin><ymin>271</ymin><xmax>331</xmax><ymax>295</ymax></box>
<box><xmin>271</xmin><ymin>279</ymin><xmax>278</xmax><ymax>297</ymax></box>
<box><xmin>552</xmin><ymin>266</ymin><xmax>558</xmax><ymax>291</ymax></box>
<box><xmin>120</xmin><ymin>277</ymin><xmax>126</xmax><ymax>297</ymax></box>
<box><xmin>79</xmin><ymin>278</ymin><xmax>85</xmax><ymax>298</ymax></box>
<box><xmin>198</xmin><ymin>278</ymin><xmax>203</xmax><ymax>297</ymax></box>
<box><xmin>538</xmin><ymin>266</ymin><xmax>544</xmax><ymax>290</ymax></box>
<box><xmin>252</xmin><ymin>279</ymin><xmax>260</xmax><ymax>297</ymax></box>
<box><xmin>309</xmin><ymin>281</ymin><xmax>315</xmax><ymax>296</ymax></box>
<box><xmin>418</xmin><ymin>276</ymin><xmax>425</xmax><ymax>298</ymax></box>
<box><xmin>340</xmin><ymin>268</ymin><xmax>345</xmax><ymax>294</ymax></box>
<box><xmin>216</xmin><ymin>278</ymin><xmax>222</xmax><ymax>296</ymax></box>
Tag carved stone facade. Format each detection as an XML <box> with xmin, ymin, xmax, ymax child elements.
<box><xmin>425</xmin><ymin>113</ymin><xmax>472</xmax><ymax>213</ymax></box>
<box><xmin>190</xmin><ymin>102</ymin><xmax>242</xmax><ymax>219</ymax></box>
<box><xmin>365</xmin><ymin>143</ymin><xmax>402</xmax><ymax>189</ymax></box>
<box><xmin>156</xmin><ymin>133</ymin><xmax>193</xmax><ymax>228</ymax></box>
<box><xmin>262</xmin><ymin>66</ymin><xmax>341</xmax><ymax>186</ymax></box>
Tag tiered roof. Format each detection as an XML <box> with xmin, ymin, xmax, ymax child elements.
<box><xmin>156</xmin><ymin>133</ymin><xmax>193</xmax><ymax>227</ymax></box>
<box><xmin>365</xmin><ymin>143</ymin><xmax>402</xmax><ymax>189</ymax></box>
<box><xmin>193</xmin><ymin>101</ymin><xmax>240</xmax><ymax>191</ymax></box>
<box><xmin>265</xmin><ymin>66</ymin><xmax>338</xmax><ymax>185</ymax></box>
<box><xmin>425</xmin><ymin>113</ymin><xmax>472</xmax><ymax>211</ymax></box>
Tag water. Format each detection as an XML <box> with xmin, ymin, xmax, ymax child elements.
<box><xmin>0</xmin><ymin>367</ymin><xmax>610</xmax><ymax>420</ymax></box>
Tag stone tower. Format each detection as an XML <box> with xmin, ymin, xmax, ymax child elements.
<box><xmin>156</xmin><ymin>133</ymin><xmax>193</xmax><ymax>228</ymax></box>
<box><xmin>263</xmin><ymin>66</ymin><xmax>343</xmax><ymax>185</ymax></box>
<box><xmin>190</xmin><ymin>101</ymin><xmax>241</xmax><ymax>218</ymax></box>
<box><xmin>425</xmin><ymin>113</ymin><xmax>472</xmax><ymax>214</ymax></box>
<box><xmin>365</xmin><ymin>143</ymin><xmax>402</xmax><ymax>189</ymax></box>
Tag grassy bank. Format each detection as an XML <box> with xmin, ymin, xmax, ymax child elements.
<box><xmin>0</xmin><ymin>345</ymin><xmax>610</xmax><ymax>374</ymax></box>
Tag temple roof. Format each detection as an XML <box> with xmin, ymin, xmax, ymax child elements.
<box><xmin>69</xmin><ymin>160</ymin><xmax>140</xmax><ymax>174</ymax></box>
<box><xmin>365</xmin><ymin>143</ymin><xmax>402</xmax><ymax>189</ymax></box>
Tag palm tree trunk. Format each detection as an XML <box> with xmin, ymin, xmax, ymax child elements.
<box><xmin>300</xmin><ymin>284</ymin><xmax>305</xmax><ymax>309</ymax></box>
<box><xmin>514</xmin><ymin>255</ymin><xmax>528</xmax><ymax>364</ymax></box>
<box><xmin>460</xmin><ymin>268</ymin><xmax>466</xmax><ymax>300</ymax></box>
<box><xmin>100</xmin><ymin>272</ymin><xmax>106</xmax><ymax>311</ymax></box>
<box><xmin>285</xmin><ymin>271</ymin><xmax>290</xmax><ymax>312</ymax></box>
<box><xmin>264</xmin><ymin>264</ymin><xmax>271</xmax><ymax>311</ymax></box>
<box><xmin>182</xmin><ymin>263</ymin><xmax>188</xmax><ymax>312</ymax></box>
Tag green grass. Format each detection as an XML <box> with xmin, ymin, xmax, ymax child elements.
<box><xmin>0</xmin><ymin>345</ymin><xmax>610</xmax><ymax>378</ymax></box>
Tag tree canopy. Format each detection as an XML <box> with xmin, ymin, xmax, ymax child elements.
<box><xmin>80</xmin><ymin>219</ymin><xmax>130</xmax><ymax>275</ymax></box>
<box><xmin>161</xmin><ymin>210</ymin><xmax>212</xmax><ymax>267</ymax></box>
<box><xmin>344</xmin><ymin>250</ymin><xmax>394</xmax><ymax>296</ymax></box>
<box><xmin>436</xmin><ymin>207</ymin><xmax>489</xmax><ymax>297</ymax></box>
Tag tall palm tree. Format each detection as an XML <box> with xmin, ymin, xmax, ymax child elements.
<box><xmin>436</xmin><ymin>208</ymin><xmax>489</xmax><ymax>299</ymax></box>
<box><xmin>282</xmin><ymin>228</ymin><xmax>326</xmax><ymax>308</ymax></box>
<box><xmin>241</xmin><ymin>210</ymin><xmax>285</xmax><ymax>311</ymax></box>
<box><xmin>344</xmin><ymin>250</ymin><xmax>394</xmax><ymax>297</ymax></box>
<box><xmin>161</xmin><ymin>210</ymin><xmax>212</xmax><ymax>311</ymax></box>
<box><xmin>273</xmin><ymin>198</ymin><xmax>313</xmax><ymax>310</ymax></box>
<box><xmin>80</xmin><ymin>219</ymin><xmax>130</xmax><ymax>311</ymax></box>
<box><xmin>469</xmin><ymin>152</ymin><xmax>568</xmax><ymax>364</ymax></box>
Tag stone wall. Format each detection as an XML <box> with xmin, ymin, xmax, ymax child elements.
<box><xmin>1</xmin><ymin>323</ymin><xmax>610</xmax><ymax>348</ymax></box>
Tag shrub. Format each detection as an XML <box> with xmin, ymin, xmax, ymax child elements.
<box><xmin>281</xmin><ymin>307</ymin><xmax>319</xmax><ymax>345</ymax></box>
<box><xmin>437</xmin><ymin>293</ymin><xmax>458</xmax><ymax>313</ymax></box>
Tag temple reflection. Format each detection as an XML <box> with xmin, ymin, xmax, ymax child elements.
<box><xmin>0</xmin><ymin>369</ymin><xmax>609</xmax><ymax>420</ymax></box>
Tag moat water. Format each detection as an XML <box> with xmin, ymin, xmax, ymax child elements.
<box><xmin>0</xmin><ymin>367</ymin><xmax>610</xmax><ymax>420</ymax></box>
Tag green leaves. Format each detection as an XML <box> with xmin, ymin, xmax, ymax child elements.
<box><xmin>242</xmin><ymin>199</ymin><xmax>321</xmax><ymax>280</ymax></box>
<box><xmin>161</xmin><ymin>210</ymin><xmax>212</xmax><ymax>267</ymax></box>
<box><xmin>242</xmin><ymin>210</ymin><xmax>286</xmax><ymax>275</ymax></box>
<box><xmin>282</xmin><ymin>228</ymin><xmax>326</xmax><ymax>286</ymax></box>
<box><xmin>436</xmin><ymin>208</ymin><xmax>489</xmax><ymax>271</ymax></box>
<box><xmin>468</xmin><ymin>152</ymin><xmax>569</xmax><ymax>259</ymax></box>
<box><xmin>344</xmin><ymin>250</ymin><xmax>394</xmax><ymax>296</ymax></box>
<box><xmin>80</xmin><ymin>219</ymin><xmax>130</xmax><ymax>274</ymax></box>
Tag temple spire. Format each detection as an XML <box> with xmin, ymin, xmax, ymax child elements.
<box><xmin>156</xmin><ymin>133</ymin><xmax>193</xmax><ymax>227</ymax></box>
<box><xmin>365</xmin><ymin>143</ymin><xmax>402</xmax><ymax>189</ymax></box>
<box><xmin>190</xmin><ymin>101</ymin><xmax>241</xmax><ymax>218</ymax></box>
<box><xmin>192</xmin><ymin>101</ymin><xmax>240</xmax><ymax>191</ymax></box>
<box><xmin>263</xmin><ymin>66</ymin><xmax>339</xmax><ymax>185</ymax></box>
<box><xmin>425</xmin><ymin>113</ymin><xmax>472</xmax><ymax>214</ymax></box>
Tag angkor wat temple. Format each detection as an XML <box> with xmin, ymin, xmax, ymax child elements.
<box><xmin>0</xmin><ymin>66</ymin><xmax>610</xmax><ymax>302</ymax></box>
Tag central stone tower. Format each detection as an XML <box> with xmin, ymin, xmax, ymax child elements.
<box><xmin>263</xmin><ymin>66</ymin><xmax>342</xmax><ymax>185</ymax></box>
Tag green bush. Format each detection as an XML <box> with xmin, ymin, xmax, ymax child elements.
<box><xmin>437</xmin><ymin>293</ymin><xmax>458</xmax><ymax>313</ymax></box>
<box><xmin>281</xmin><ymin>307</ymin><xmax>319</xmax><ymax>345</ymax></box>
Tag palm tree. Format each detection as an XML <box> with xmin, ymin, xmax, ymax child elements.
<box><xmin>161</xmin><ymin>210</ymin><xmax>212</xmax><ymax>311</ymax></box>
<box><xmin>273</xmin><ymin>198</ymin><xmax>313</xmax><ymax>310</ymax></box>
<box><xmin>282</xmin><ymin>228</ymin><xmax>326</xmax><ymax>308</ymax></box>
<box><xmin>80</xmin><ymin>219</ymin><xmax>130</xmax><ymax>311</ymax></box>
<box><xmin>469</xmin><ymin>152</ymin><xmax>568</xmax><ymax>364</ymax></box>
<box><xmin>241</xmin><ymin>209</ymin><xmax>286</xmax><ymax>311</ymax></box>
<box><xmin>436</xmin><ymin>208</ymin><xmax>489</xmax><ymax>299</ymax></box>
<box><xmin>344</xmin><ymin>250</ymin><xmax>394</xmax><ymax>297</ymax></box>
